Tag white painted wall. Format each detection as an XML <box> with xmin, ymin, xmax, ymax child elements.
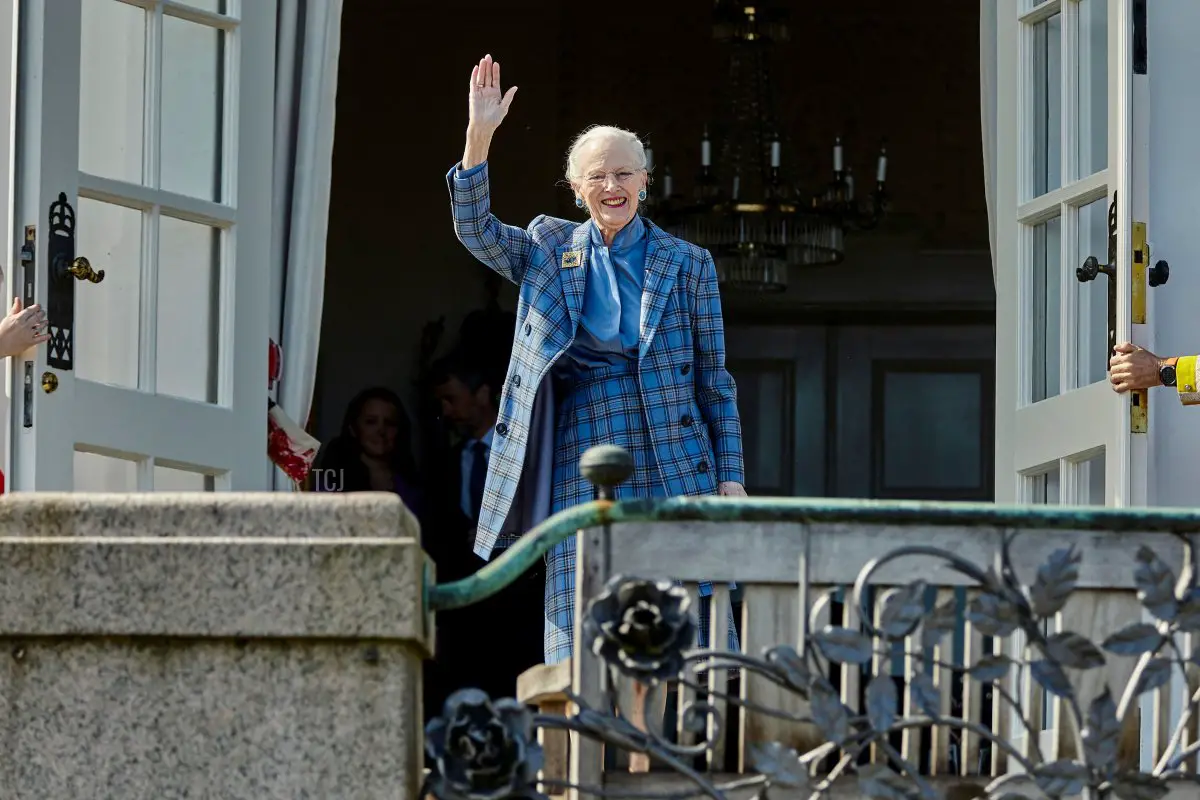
<box><xmin>1147</xmin><ymin>0</ymin><xmax>1200</xmax><ymax>510</ymax></box>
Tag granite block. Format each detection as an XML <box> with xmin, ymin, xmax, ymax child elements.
<box><xmin>0</xmin><ymin>492</ymin><xmax>432</xmax><ymax>797</ymax></box>
<box><xmin>0</xmin><ymin>492</ymin><xmax>419</xmax><ymax>541</ymax></box>
<box><xmin>0</xmin><ymin>638</ymin><xmax>422</xmax><ymax>799</ymax></box>
<box><xmin>0</xmin><ymin>538</ymin><xmax>431</xmax><ymax>647</ymax></box>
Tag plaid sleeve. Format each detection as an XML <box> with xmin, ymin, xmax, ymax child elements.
<box><xmin>445</xmin><ymin>161</ymin><xmax>535</xmax><ymax>284</ymax></box>
<box><xmin>692</xmin><ymin>250</ymin><xmax>745</xmax><ymax>484</ymax></box>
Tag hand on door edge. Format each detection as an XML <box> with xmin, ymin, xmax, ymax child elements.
<box><xmin>0</xmin><ymin>297</ymin><xmax>49</xmax><ymax>357</ymax></box>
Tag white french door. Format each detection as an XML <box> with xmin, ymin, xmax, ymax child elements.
<box><xmin>6</xmin><ymin>0</ymin><xmax>274</xmax><ymax>491</ymax></box>
<box><xmin>995</xmin><ymin>0</ymin><xmax>1145</xmax><ymax>509</ymax></box>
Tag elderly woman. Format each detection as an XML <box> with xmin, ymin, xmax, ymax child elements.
<box><xmin>446</xmin><ymin>54</ymin><xmax>745</xmax><ymax>665</ymax></box>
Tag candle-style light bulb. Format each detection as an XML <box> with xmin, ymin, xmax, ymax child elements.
<box><xmin>876</xmin><ymin>145</ymin><xmax>888</xmax><ymax>184</ymax></box>
<box><xmin>701</xmin><ymin>126</ymin><xmax>712</xmax><ymax>168</ymax></box>
<box><xmin>833</xmin><ymin>136</ymin><xmax>844</xmax><ymax>175</ymax></box>
<box><xmin>846</xmin><ymin>168</ymin><xmax>855</xmax><ymax>201</ymax></box>
<box><xmin>770</xmin><ymin>136</ymin><xmax>781</xmax><ymax>169</ymax></box>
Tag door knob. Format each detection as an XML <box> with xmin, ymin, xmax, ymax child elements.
<box><xmin>1076</xmin><ymin>255</ymin><xmax>1114</xmax><ymax>282</ymax></box>
<box><xmin>1148</xmin><ymin>259</ymin><xmax>1169</xmax><ymax>287</ymax></box>
<box><xmin>54</xmin><ymin>255</ymin><xmax>104</xmax><ymax>283</ymax></box>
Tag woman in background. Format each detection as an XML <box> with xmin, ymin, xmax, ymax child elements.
<box><xmin>314</xmin><ymin>386</ymin><xmax>424</xmax><ymax>519</ymax></box>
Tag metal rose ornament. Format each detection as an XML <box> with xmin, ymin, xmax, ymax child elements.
<box><xmin>423</xmin><ymin>689</ymin><xmax>546</xmax><ymax>800</ymax></box>
<box><xmin>581</xmin><ymin>574</ymin><xmax>697</xmax><ymax>682</ymax></box>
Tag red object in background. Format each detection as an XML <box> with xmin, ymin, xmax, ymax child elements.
<box><xmin>268</xmin><ymin>401</ymin><xmax>319</xmax><ymax>483</ymax></box>
<box><xmin>0</xmin><ymin>469</ymin><xmax>5</xmax><ymax>494</ymax></box>
<box><xmin>268</xmin><ymin>339</ymin><xmax>282</xmax><ymax>390</ymax></box>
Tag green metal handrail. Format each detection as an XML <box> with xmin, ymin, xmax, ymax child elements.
<box><xmin>426</xmin><ymin>492</ymin><xmax>1200</xmax><ymax>612</ymax></box>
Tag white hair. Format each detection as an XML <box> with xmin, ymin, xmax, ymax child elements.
<box><xmin>564</xmin><ymin>125</ymin><xmax>649</xmax><ymax>183</ymax></box>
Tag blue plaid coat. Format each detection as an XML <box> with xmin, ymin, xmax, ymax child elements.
<box><xmin>446</xmin><ymin>162</ymin><xmax>745</xmax><ymax>558</ymax></box>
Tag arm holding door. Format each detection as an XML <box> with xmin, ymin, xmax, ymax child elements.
<box><xmin>1109</xmin><ymin>342</ymin><xmax>1200</xmax><ymax>405</ymax></box>
<box><xmin>0</xmin><ymin>297</ymin><xmax>48</xmax><ymax>357</ymax></box>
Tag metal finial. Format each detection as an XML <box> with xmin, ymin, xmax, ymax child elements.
<box><xmin>579</xmin><ymin>445</ymin><xmax>634</xmax><ymax>501</ymax></box>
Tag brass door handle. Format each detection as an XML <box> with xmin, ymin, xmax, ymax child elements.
<box><xmin>54</xmin><ymin>255</ymin><xmax>104</xmax><ymax>283</ymax></box>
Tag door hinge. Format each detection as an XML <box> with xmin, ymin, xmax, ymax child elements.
<box><xmin>19</xmin><ymin>227</ymin><xmax>35</xmax><ymax>429</ymax></box>
<box><xmin>1131</xmin><ymin>220</ymin><xmax>1148</xmax><ymax>433</ymax></box>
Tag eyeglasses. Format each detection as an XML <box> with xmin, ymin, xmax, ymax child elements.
<box><xmin>584</xmin><ymin>170</ymin><xmax>641</xmax><ymax>185</ymax></box>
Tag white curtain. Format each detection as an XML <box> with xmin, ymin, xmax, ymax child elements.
<box><xmin>980</xmin><ymin>0</ymin><xmax>999</xmax><ymax>287</ymax></box>
<box><xmin>269</xmin><ymin>0</ymin><xmax>343</xmax><ymax>489</ymax></box>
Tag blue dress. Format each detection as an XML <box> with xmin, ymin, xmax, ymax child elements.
<box><xmin>542</xmin><ymin>215</ymin><xmax>738</xmax><ymax>664</ymax></box>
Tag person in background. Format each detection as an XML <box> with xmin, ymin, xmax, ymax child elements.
<box><xmin>0</xmin><ymin>297</ymin><xmax>48</xmax><ymax>357</ymax></box>
<box><xmin>1110</xmin><ymin>342</ymin><xmax>1200</xmax><ymax>404</ymax></box>
<box><xmin>426</xmin><ymin>353</ymin><xmax>544</xmax><ymax>712</ymax></box>
<box><xmin>313</xmin><ymin>386</ymin><xmax>424</xmax><ymax>517</ymax></box>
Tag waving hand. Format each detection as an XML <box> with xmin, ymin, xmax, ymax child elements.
<box><xmin>468</xmin><ymin>54</ymin><xmax>517</xmax><ymax>134</ymax></box>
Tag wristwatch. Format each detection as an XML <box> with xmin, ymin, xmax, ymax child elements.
<box><xmin>1159</xmin><ymin>357</ymin><xmax>1178</xmax><ymax>387</ymax></box>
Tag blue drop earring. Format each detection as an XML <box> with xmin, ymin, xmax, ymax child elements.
<box><xmin>637</xmin><ymin>188</ymin><xmax>647</xmax><ymax>202</ymax></box>
<box><xmin>575</xmin><ymin>195</ymin><xmax>584</xmax><ymax>208</ymax></box>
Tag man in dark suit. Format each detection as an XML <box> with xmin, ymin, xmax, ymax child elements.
<box><xmin>425</xmin><ymin>353</ymin><xmax>545</xmax><ymax>710</ymax></box>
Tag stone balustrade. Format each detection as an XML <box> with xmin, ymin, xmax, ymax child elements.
<box><xmin>0</xmin><ymin>492</ymin><xmax>431</xmax><ymax>799</ymax></box>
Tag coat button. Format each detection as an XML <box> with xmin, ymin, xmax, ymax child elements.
<box><xmin>496</xmin><ymin>423</ymin><xmax>509</xmax><ymax>437</ymax></box>
<box><xmin>512</xmin><ymin>374</ymin><xmax>521</xmax><ymax>388</ymax></box>
<box><xmin>524</xmin><ymin>323</ymin><xmax>532</xmax><ymax>336</ymax></box>
<box><xmin>681</xmin><ymin>363</ymin><xmax>691</xmax><ymax>375</ymax></box>
<box><xmin>680</xmin><ymin>414</ymin><xmax>693</xmax><ymax>427</ymax></box>
<box><xmin>697</xmin><ymin>460</ymin><xmax>709</xmax><ymax>473</ymax></box>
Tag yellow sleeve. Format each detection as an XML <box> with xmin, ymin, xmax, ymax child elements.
<box><xmin>1176</xmin><ymin>355</ymin><xmax>1200</xmax><ymax>405</ymax></box>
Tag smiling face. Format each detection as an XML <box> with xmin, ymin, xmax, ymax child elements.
<box><xmin>571</xmin><ymin>135</ymin><xmax>648</xmax><ymax>242</ymax></box>
<box><xmin>352</xmin><ymin>398</ymin><xmax>399</xmax><ymax>460</ymax></box>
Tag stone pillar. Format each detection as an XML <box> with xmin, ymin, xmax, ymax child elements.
<box><xmin>0</xmin><ymin>492</ymin><xmax>431</xmax><ymax>799</ymax></box>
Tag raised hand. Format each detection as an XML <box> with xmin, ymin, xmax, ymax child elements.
<box><xmin>467</xmin><ymin>54</ymin><xmax>517</xmax><ymax>135</ymax></box>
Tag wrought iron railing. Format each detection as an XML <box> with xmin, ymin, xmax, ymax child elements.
<box><xmin>424</xmin><ymin>445</ymin><xmax>1200</xmax><ymax>800</ymax></box>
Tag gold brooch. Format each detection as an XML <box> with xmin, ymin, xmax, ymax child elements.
<box><xmin>561</xmin><ymin>250</ymin><xmax>582</xmax><ymax>269</ymax></box>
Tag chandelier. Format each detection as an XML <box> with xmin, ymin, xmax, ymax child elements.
<box><xmin>644</xmin><ymin>0</ymin><xmax>891</xmax><ymax>292</ymax></box>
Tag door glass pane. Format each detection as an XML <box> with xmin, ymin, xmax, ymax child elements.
<box><xmin>75</xmin><ymin>199</ymin><xmax>142</xmax><ymax>389</ymax></box>
<box><xmin>79</xmin><ymin>0</ymin><xmax>146</xmax><ymax>184</ymax></box>
<box><xmin>1031</xmin><ymin>217</ymin><xmax>1062</xmax><ymax>402</ymax></box>
<box><xmin>156</xmin><ymin>216</ymin><xmax>220</xmax><ymax>403</ymax></box>
<box><xmin>154</xmin><ymin>465</ymin><xmax>215</xmax><ymax>491</ymax></box>
<box><xmin>161</xmin><ymin>16</ymin><xmax>225</xmax><ymax>200</ymax></box>
<box><xmin>74</xmin><ymin>451</ymin><xmax>138</xmax><ymax>491</ymax></box>
<box><xmin>1075</xmin><ymin>451</ymin><xmax>1106</xmax><ymax>505</ymax></box>
<box><xmin>1028</xmin><ymin>465</ymin><xmax>1061</xmax><ymax>504</ymax></box>
<box><xmin>1031</xmin><ymin>13</ymin><xmax>1062</xmax><ymax>196</ymax></box>
<box><xmin>1077</xmin><ymin>0</ymin><xmax>1108</xmax><ymax>177</ymax></box>
<box><xmin>1076</xmin><ymin>198</ymin><xmax>1110</xmax><ymax>387</ymax></box>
